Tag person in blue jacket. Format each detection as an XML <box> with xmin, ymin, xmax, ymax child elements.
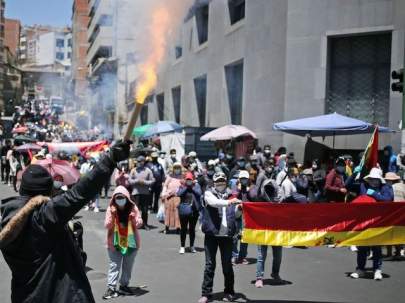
<box><xmin>350</xmin><ymin>167</ymin><xmax>394</xmax><ymax>281</ymax></box>
<box><xmin>381</xmin><ymin>145</ymin><xmax>398</xmax><ymax>174</ymax></box>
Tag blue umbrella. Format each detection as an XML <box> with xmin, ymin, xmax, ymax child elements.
<box><xmin>142</xmin><ymin>121</ymin><xmax>183</xmax><ymax>139</ymax></box>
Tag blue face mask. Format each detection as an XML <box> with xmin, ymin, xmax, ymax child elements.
<box><xmin>115</xmin><ymin>198</ymin><xmax>127</xmax><ymax>207</ymax></box>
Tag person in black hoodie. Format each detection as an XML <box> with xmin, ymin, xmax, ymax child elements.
<box><xmin>0</xmin><ymin>141</ymin><xmax>130</xmax><ymax>303</ymax></box>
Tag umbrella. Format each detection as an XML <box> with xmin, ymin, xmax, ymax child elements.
<box><xmin>15</xmin><ymin>143</ymin><xmax>42</xmax><ymax>153</ymax></box>
<box><xmin>200</xmin><ymin>125</ymin><xmax>257</xmax><ymax>141</ymax></box>
<box><xmin>133</xmin><ymin>124</ymin><xmax>153</xmax><ymax>137</ymax></box>
<box><xmin>34</xmin><ymin>159</ymin><xmax>80</xmax><ymax>186</ymax></box>
<box><xmin>142</xmin><ymin>121</ymin><xmax>183</xmax><ymax>139</ymax></box>
<box><xmin>14</xmin><ymin>135</ymin><xmax>37</xmax><ymax>144</ymax></box>
<box><xmin>272</xmin><ymin>113</ymin><xmax>394</xmax><ymax>137</ymax></box>
<box><xmin>12</xmin><ymin>126</ymin><xmax>29</xmax><ymax>134</ymax></box>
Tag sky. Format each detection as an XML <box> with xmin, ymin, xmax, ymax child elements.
<box><xmin>5</xmin><ymin>0</ymin><xmax>73</xmax><ymax>27</ymax></box>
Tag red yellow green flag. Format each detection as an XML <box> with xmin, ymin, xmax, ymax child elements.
<box><xmin>242</xmin><ymin>202</ymin><xmax>405</xmax><ymax>247</ymax></box>
<box><xmin>358</xmin><ymin>126</ymin><xmax>379</xmax><ymax>176</ymax></box>
<box><xmin>113</xmin><ymin>216</ymin><xmax>136</xmax><ymax>255</ymax></box>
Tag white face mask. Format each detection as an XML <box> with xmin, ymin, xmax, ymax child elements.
<box><xmin>54</xmin><ymin>181</ymin><xmax>63</xmax><ymax>189</ymax></box>
<box><xmin>160</xmin><ymin>154</ymin><xmax>165</xmax><ymax>159</ymax></box>
<box><xmin>186</xmin><ymin>180</ymin><xmax>193</xmax><ymax>186</ymax></box>
<box><xmin>174</xmin><ymin>168</ymin><xmax>182</xmax><ymax>175</ymax></box>
<box><xmin>215</xmin><ymin>183</ymin><xmax>227</xmax><ymax>193</ymax></box>
<box><xmin>115</xmin><ymin>198</ymin><xmax>127</xmax><ymax>207</ymax></box>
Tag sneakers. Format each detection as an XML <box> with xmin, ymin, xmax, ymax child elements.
<box><xmin>94</xmin><ymin>207</ymin><xmax>100</xmax><ymax>213</ymax></box>
<box><xmin>190</xmin><ymin>246</ymin><xmax>197</xmax><ymax>253</ymax></box>
<box><xmin>235</xmin><ymin>258</ymin><xmax>249</xmax><ymax>265</ymax></box>
<box><xmin>119</xmin><ymin>285</ymin><xmax>134</xmax><ymax>295</ymax></box>
<box><xmin>223</xmin><ymin>293</ymin><xmax>236</xmax><ymax>302</ymax></box>
<box><xmin>84</xmin><ymin>206</ymin><xmax>90</xmax><ymax>211</ymax></box>
<box><xmin>198</xmin><ymin>296</ymin><xmax>209</xmax><ymax>303</ymax></box>
<box><xmin>102</xmin><ymin>287</ymin><xmax>118</xmax><ymax>300</ymax></box>
<box><xmin>374</xmin><ymin>269</ymin><xmax>383</xmax><ymax>281</ymax></box>
<box><xmin>350</xmin><ymin>270</ymin><xmax>366</xmax><ymax>279</ymax></box>
<box><xmin>255</xmin><ymin>279</ymin><xmax>264</xmax><ymax>288</ymax></box>
<box><xmin>179</xmin><ymin>247</ymin><xmax>185</xmax><ymax>254</ymax></box>
<box><xmin>350</xmin><ymin>245</ymin><xmax>358</xmax><ymax>252</ymax></box>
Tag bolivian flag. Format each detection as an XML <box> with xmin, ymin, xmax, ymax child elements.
<box><xmin>113</xmin><ymin>216</ymin><xmax>137</xmax><ymax>255</ymax></box>
<box><xmin>242</xmin><ymin>202</ymin><xmax>405</xmax><ymax>246</ymax></box>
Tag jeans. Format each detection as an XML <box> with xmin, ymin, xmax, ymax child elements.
<box><xmin>134</xmin><ymin>194</ymin><xmax>151</xmax><ymax>226</ymax></box>
<box><xmin>151</xmin><ymin>186</ymin><xmax>162</xmax><ymax>213</ymax></box>
<box><xmin>107</xmin><ymin>248</ymin><xmax>137</xmax><ymax>288</ymax></box>
<box><xmin>202</xmin><ymin>236</ymin><xmax>235</xmax><ymax>296</ymax></box>
<box><xmin>357</xmin><ymin>246</ymin><xmax>382</xmax><ymax>271</ymax></box>
<box><xmin>179</xmin><ymin>213</ymin><xmax>199</xmax><ymax>247</ymax></box>
<box><xmin>232</xmin><ymin>219</ymin><xmax>248</xmax><ymax>259</ymax></box>
<box><xmin>256</xmin><ymin>245</ymin><xmax>282</xmax><ymax>278</ymax></box>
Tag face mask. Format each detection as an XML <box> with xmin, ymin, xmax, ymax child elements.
<box><xmin>368</xmin><ymin>179</ymin><xmax>381</xmax><ymax>188</ymax></box>
<box><xmin>174</xmin><ymin>168</ymin><xmax>181</xmax><ymax>175</ymax></box>
<box><xmin>186</xmin><ymin>180</ymin><xmax>193</xmax><ymax>187</ymax></box>
<box><xmin>336</xmin><ymin>166</ymin><xmax>345</xmax><ymax>174</ymax></box>
<box><xmin>265</xmin><ymin>167</ymin><xmax>273</xmax><ymax>174</ymax></box>
<box><xmin>171</xmin><ymin>154</ymin><xmax>176</xmax><ymax>159</ymax></box>
<box><xmin>237</xmin><ymin>161</ymin><xmax>246</xmax><ymax>168</ymax></box>
<box><xmin>137</xmin><ymin>162</ymin><xmax>144</xmax><ymax>168</ymax></box>
<box><xmin>251</xmin><ymin>161</ymin><xmax>258</xmax><ymax>167</ymax></box>
<box><xmin>160</xmin><ymin>154</ymin><xmax>165</xmax><ymax>159</ymax></box>
<box><xmin>115</xmin><ymin>198</ymin><xmax>127</xmax><ymax>207</ymax></box>
<box><xmin>264</xmin><ymin>150</ymin><xmax>271</xmax><ymax>155</ymax></box>
<box><xmin>207</xmin><ymin>170</ymin><xmax>215</xmax><ymax>177</ymax></box>
<box><xmin>226</xmin><ymin>154</ymin><xmax>233</xmax><ymax>160</ymax></box>
<box><xmin>54</xmin><ymin>181</ymin><xmax>63</xmax><ymax>189</ymax></box>
<box><xmin>240</xmin><ymin>179</ymin><xmax>249</xmax><ymax>186</ymax></box>
<box><xmin>312</xmin><ymin>164</ymin><xmax>318</xmax><ymax>170</ymax></box>
<box><xmin>215</xmin><ymin>184</ymin><xmax>227</xmax><ymax>193</ymax></box>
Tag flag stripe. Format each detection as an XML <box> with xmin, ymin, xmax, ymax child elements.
<box><xmin>242</xmin><ymin>226</ymin><xmax>405</xmax><ymax>247</ymax></box>
<box><xmin>243</xmin><ymin>203</ymin><xmax>405</xmax><ymax>232</ymax></box>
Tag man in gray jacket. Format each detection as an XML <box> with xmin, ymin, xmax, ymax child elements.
<box><xmin>129</xmin><ymin>155</ymin><xmax>155</xmax><ymax>230</ymax></box>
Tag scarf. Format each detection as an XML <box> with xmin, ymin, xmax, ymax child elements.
<box><xmin>113</xmin><ymin>214</ymin><xmax>136</xmax><ymax>255</ymax></box>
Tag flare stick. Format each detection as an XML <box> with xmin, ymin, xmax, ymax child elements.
<box><xmin>123</xmin><ymin>102</ymin><xmax>143</xmax><ymax>141</ymax></box>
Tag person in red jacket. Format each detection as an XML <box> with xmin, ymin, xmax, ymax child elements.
<box><xmin>324</xmin><ymin>157</ymin><xmax>347</xmax><ymax>202</ymax></box>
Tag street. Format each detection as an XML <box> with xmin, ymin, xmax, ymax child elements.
<box><xmin>0</xmin><ymin>183</ymin><xmax>404</xmax><ymax>303</ymax></box>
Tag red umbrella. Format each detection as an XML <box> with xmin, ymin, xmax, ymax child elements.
<box><xmin>12</xmin><ymin>126</ymin><xmax>29</xmax><ymax>134</ymax></box>
<box><xmin>15</xmin><ymin>143</ymin><xmax>42</xmax><ymax>153</ymax></box>
<box><xmin>34</xmin><ymin>159</ymin><xmax>80</xmax><ymax>186</ymax></box>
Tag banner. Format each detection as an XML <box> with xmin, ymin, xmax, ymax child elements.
<box><xmin>242</xmin><ymin>202</ymin><xmax>405</xmax><ymax>247</ymax></box>
<box><xmin>38</xmin><ymin>141</ymin><xmax>109</xmax><ymax>156</ymax></box>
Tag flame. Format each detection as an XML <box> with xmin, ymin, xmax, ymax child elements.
<box><xmin>135</xmin><ymin>6</ymin><xmax>171</xmax><ymax>104</ymax></box>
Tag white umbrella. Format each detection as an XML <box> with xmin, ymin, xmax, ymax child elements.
<box><xmin>200</xmin><ymin>125</ymin><xmax>257</xmax><ymax>141</ymax></box>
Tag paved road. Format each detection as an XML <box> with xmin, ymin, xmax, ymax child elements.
<box><xmin>0</xmin><ymin>183</ymin><xmax>404</xmax><ymax>303</ymax></box>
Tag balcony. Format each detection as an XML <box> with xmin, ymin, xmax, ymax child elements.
<box><xmin>88</xmin><ymin>0</ymin><xmax>111</xmax><ymax>38</ymax></box>
<box><xmin>86</xmin><ymin>26</ymin><xmax>113</xmax><ymax>65</ymax></box>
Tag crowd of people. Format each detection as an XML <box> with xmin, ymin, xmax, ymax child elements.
<box><xmin>0</xmin><ymin>101</ymin><xmax>405</xmax><ymax>302</ymax></box>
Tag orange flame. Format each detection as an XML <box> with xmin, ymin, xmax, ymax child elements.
<box><xmin>135</xmin><ymin>6</ymin><xmax>171</xmax><ymax>104</ymax></box>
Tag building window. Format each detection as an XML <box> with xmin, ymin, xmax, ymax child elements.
<box><xmin>68</xmin><ymin>38</ymin><xmax>72</xmax><ymax>47</ymax></box>
<box><xmin>172</xmin><ymin>86</ymin><xmax>181</xmax><ymax>124</ymax></box>
<box><xmin>56</xmin><ymin>52</ymin><xmax>64</xmax><ymax>60</ymax></box>
<box><xmin>156</xmin><ymin>93</ymin><xmax>165</xmax><ymax>121</ymax></box>
<box><xmin>175</xmin><ymin>46</ymin><xmax>183</xmax><ymax>59</ymax></box>
<box><xmin>67</xmin><ymin>52</ymin><xmax>72</xmax><ymax>59</ymax></box>
<box><xmin>326</xmin><ymin>33</ymin><xmax>392</xmax><ymax>125</ymax></box>
<box><xmin>195</xmin><ymin>4</ymin><xmax>209</xmax><ymax>45</ymax></box>
<box><xmin>225</xmin><ymin>59</ymin><xmax>244</xmax><ymax>125</ymax></box>
<box><xmin>140</xmin><ymin>105</ymin><xmax>149</xmax><ymax>125</ymax></box>
<box><xmin>228</xmin><ymin>0</ymin><xmax>245</xmax><ymax>25</ymax></box>
<box><xmin>56</xmin><ymin>39</ymin><xmax>65</xmax><ymax>48</ymax></box>
<box><xmin>194</xmin><ymin>74</ymin><xmax>207</xmax><ymax>127</ymax></box>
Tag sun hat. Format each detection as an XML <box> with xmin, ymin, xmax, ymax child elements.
<box><xmin>384</xmin><ymin>172</ymin><xmax>401</xmax><ymax>181</ymax></box>
<box><xmin>364</xmin><ymin>167</ymin><xmax>385</xmax><ymax>184</ymax></box>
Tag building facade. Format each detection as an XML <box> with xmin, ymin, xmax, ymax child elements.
<box><xmin>18</xmin><ymin>25</ymin><xmax>52</xmax><ymax>65</ymax></box>
<box><xmin>140</xmin><ymin>0</ymin><xmax>405</xmax><ymax>159</ymax></box>
<box><xmin>4</xmin><ymin>18</ymin><xmax>20</xmax><ymax>57</ymax></box>
<box><xmin>71</xmin><ymin>0</ymin><xmax>89</xmax><ymax>105</ymax></box>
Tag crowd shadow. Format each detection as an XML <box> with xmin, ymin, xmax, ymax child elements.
<box><xmin>344</xmin><ymin>268</ymin><xmax>391</xmax><ymax>279</ymax></box>
<box><xmin>249</xmin><ymin>278</ymin><xmax>293</xmax><ymax>286</ymax></box>
<box><xmin>210</xmin><ymin>292</ymin><xmax>344</xmax><ymax>303</ymax></box>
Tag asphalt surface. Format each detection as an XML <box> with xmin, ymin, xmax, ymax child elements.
<box><xmin>0</xmin><ymin>183</ymin><xmax>404</xmax><ymax>303</ymax></box>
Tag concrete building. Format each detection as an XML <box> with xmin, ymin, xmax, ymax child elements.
<box><xmin>0</xmin><ymin>0</ymin><xmax>5</xmax><ymax>112</ymax></box>
<box><xmin>71</xmin><ymin>0</ymin><xmax>89</xmax><ymax>105</ymax></box>
<box><xmin>141</xmin><ymin>0</ymin><xmax>405</xmax><ymax>159</ymax></box>
<box><xmin>86</xmin><ymin>0</ymin><xmax>138</xmax><ymax>134</ymax></box>
<box><xmin>36</xmin><ymin>29</ymin><xmax>72</xmax><ymax>73</ymax></box>
<box><xmin>18</xmin><ymin>25</ymin><xmax>52</xmax><ymax>65</ymax></box>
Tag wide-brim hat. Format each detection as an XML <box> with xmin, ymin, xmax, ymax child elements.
<box><xmin>364</xmin><ymin>167</ymin><xmax>385</xmax><ymax>184</ymax></box>
<box><xmin>384</xmin><ymin>172</ymin><xmax>401</xmax><ymax>181</ymax></box>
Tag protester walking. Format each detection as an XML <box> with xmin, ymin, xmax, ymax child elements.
<box><xmin>177</xmin><ymin>172</ymin><xmax>202</xmax><ymax>254</ymax></box>
<box><xmin>103</xmin><ymin>186</ymin><xmax>142</xmax><ymax>299</ymax></box>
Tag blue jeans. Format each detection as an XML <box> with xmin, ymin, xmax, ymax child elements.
<box><xmin>357</xmin><ymin>246</ymin><xmax>382</xmax><ymax>271</ymax></box>
<box><xmin>256</xmin><ymin>245</ymin><xmax>282</xmax><ymax>279</ymax></box>
<box><xmin>232</xmin><ymin>219</ymin><xmax>248</xmax><ymax>259</ymax></box>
